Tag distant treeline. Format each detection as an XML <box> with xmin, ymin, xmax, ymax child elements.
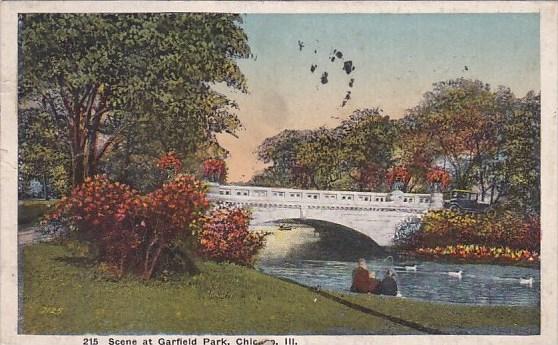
<box><xmin>251</xmin><ymin>79</ymin><xmax>540</xmax><ymax>215</ymax></box>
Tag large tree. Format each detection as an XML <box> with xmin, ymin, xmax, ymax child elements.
<box><xmin>337</xmin><ymin>108</ymin><xmax>396</xmax><ymax>191</ymax></box>
<box><xmin>399</xmin><ymin>79</ymin><xmax>540</xmax><ymax>212</ymax></box>
<box><xmin>499</xmin><ymin>91</ymin><xmax>540</xmax><ymax>213</ymax></box>
<box><xmin>254</xmin><ymin>129</ymin><xmax>313</xmax><ymax>188</ymax></box>
<box><xmin>20</xmin><ymin>13</ymin><xmax>250</xmax><ymax>189</ymax></box>
<box><xmin>253</xmin><ymin>109</ymin><xmax>397</xmax><ymax>191</ymax></box>
<box><xmin>296</xmin><ymin>127</ymin><xmax>344</xmax><ymax>189</ymax></box>
<box><xmin>400</xmin><ymin>79</ymin><xmax>503</xmax><ymax>194</ymax></box>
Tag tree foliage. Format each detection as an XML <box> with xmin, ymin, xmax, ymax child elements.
<box><xmin>499</xmin><ymin>91</ymin><xmax>540</xmax><ymax>214</ymax></box>
<box><xmin>398</xmin><ymin>79</ymin><xmax>539</xmax><ymax>211</ymax></box>
<box><xmin>400</xmin><ymin>79</ymin><xmax>503</xmax><ymax>191</ymax></box>
<box><xmin>20</xmin><ymin>13</ymin><xmax>250</xmax><ymax>190</ymax></box>
<box><xmin>253</xmin><ymin>108</ymin><xmax>397</xmax><ymax>191</ymax></box>
<box><xmin>18</xmin><ymin>107</ymin><xmax>71</xmax><ymax>197</ymax></box>
<box><xmin>253</xmin><ymin>78</ymin><xmax>539</xmax><ymax>217</ymax></box>
<box><xmin>337</xmin><ymin>109</ymin><xmax>395</xmax><ymax>191</ymax></box>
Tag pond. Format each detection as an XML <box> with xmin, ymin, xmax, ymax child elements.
<box><xmin>254</xmin><ymin>225</ymin><xmax>540</xmax><ymax>307</ymax></box>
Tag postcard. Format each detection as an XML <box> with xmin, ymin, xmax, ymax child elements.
<box><xmin>1</xmin><ymin>1</ymin><xmax>557</xmax><ymax>345</ymax></box>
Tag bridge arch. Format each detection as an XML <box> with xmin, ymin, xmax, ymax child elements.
<box><xmin>255</xmin><ymin>218</ymin><xmax>386</xmax><ymax>260</ymax></box>
<box><xmin>260</xmin><ymin>218</ymin><xmax>385</xmax><ymax>253</ymax></box>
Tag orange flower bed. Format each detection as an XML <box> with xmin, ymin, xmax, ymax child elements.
<box><xmin>415</xmin><ymin>244</ymin><xmax>539</xmax><ymax>264</ymax></box>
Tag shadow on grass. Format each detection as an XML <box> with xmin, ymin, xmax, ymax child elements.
<box><xmin>53</xmin><ymin>247</ymin><xmax>201</xmax><ymax>278</ymax></box>
<box><xmin>53</xmin><ymin>256</ymin><xmax>97</xmax><ymax>268</ymax></box>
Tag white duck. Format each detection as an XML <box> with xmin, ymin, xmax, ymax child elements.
<box><xmin>404</xmin><ymin>264</ymin><xmax>417</xmax><ymax>271</ymax></box>
<box><xmin>519</xmin><ymin>277</ymin><xmax>534</xmax><ymax>285</ymax></box>
<box><xmin>448</xmin><ymin>270</ymin><xmax>463</xmax><ymax>279</ymax></box>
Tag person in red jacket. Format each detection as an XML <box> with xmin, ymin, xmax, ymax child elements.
<box><xmin>350</xmin><ymin>258</ymin><xmax>380</xmax><ymax>293</ymax></box>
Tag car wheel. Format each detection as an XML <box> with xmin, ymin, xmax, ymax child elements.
<box><xmin>449</xmin><ymin>204</ymin><xmax>460</xmax><ymax>213</ymax></box>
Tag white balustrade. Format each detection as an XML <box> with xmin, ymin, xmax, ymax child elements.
<box><xmin>207</xmin><ymin>182</ymin><xmax>433</xmax><ymax>209</ymax></box>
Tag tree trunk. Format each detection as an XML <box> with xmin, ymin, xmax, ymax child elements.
<box><xmin>86</xmin><ymin>129</ymin><xmax>99</xmax><ymax>178</ymax></box>
<box><xmin>144</xmin><ymin>244</ymin><xmax>163</xmax><ymax>280</ymax></box>
<box><xmin>72</xmin><ymin>152</ymin><xmax>85</xmax><ymax>186</ymax></box>
<box><xmin>43</xmin><ymin>173</ymin><xmax>48</xmax><ymax>200</ymax></box>
<box><xmin>478</xmin><ymin>168</ymin><xmax>486</xmax><ymax>201</ymax></box>
<box><xmin>62</xmin><ymin>85</ymin><xmax>112</xmax><ymax>187</ymax></box>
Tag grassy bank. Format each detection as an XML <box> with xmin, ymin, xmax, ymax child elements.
<box><xmin>333</xmin><ymin>292</ymin><xmax>539</xmax><ymax>334</ymax></box>
<box><xmin>22</xmin><ymin>243</ymin><xmax>539</xmax><ymax>335</ymax></box>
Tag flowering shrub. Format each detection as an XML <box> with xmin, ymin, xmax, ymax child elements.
<box><xmin>198</xmin><ymin>204</ymin><xmax>267</xmax><ymax>266</ymax></box>
<box><xmin>511</xmin><ymin>215</ymin><xmax>540</xmax><ymax>253</ymax></box>
<box><xmin>47</xmin><ymin>174</ymin><xmax>209</xmax><ymax>279</ymax></box>
<box><xmin>386</xmin><ymin>166</ymin><xmax>411</xmax><ymax>190</ymax></box>
<box><xmin>155</xmin><ymin>151</ymin><xmax>183</xmax><ymax>182</ymax></box>
<box><xmin>140</xmin><ymin>175</ymin><xmax>209</xmax><ymax>279</ymax></box>
<box><xmin>415</xmin><ymin>245</ymin><xmax>539</xmax><ymax>264</ymax></box>
<box><xmin>202</xmin><ymin>159</ymin><xmax>227</xmax><ymax>183</ymax></box>
<box><xmin>46</xmin><ymin>175</ymin><xmax>143</xmax><ymax>271</ymax></box>
<box><xmin>393</xmin><ymin>216</ymin><xmax>423</xmax><ymax>248</ymax></box>
<box><xmin>395</xmin><ymin>210</ymin><xmax>540</xmax><ymax>254</ymax></box>
<box><xmin>426</xmin><ymin>166</ymin><xmax>451</xmax><ymax>190</ymax></box>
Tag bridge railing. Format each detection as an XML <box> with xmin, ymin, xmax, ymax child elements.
<box><xmin>207</xmin><ymin>183</ymin><xmax>435</xmax><ymax>208</ymax></box>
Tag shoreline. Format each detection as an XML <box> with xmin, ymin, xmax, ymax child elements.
<box><xmin>21</xmin><ymin>243</ymin><xmax>540</xmax><ymax>335</ymax></box>
<box><xmin>391</xmin><ymin>249</ymin><xmax>540</xmax><ymax>269</ymax></box>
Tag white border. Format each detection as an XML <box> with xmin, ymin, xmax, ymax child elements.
<box><xmin>1</xmin><ymin>2</ymin><xmax>557</xmax><ymax>345</ymax></box>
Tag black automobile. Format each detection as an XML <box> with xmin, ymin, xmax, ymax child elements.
<box><xmin>443</xmin><ymin>190</ymin><xmax>492</xmax><ymax>214</ymax></box>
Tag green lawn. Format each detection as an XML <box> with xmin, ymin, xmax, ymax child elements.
<box><xmin>21</xmin><ymin>243</ymin><xmax>539</xmax><ymax>335</ymax></box>
<box><xmin>18</xmin><ymin>199</ymin><xmax>58</xmax><ymax>229</ymax></box>
<box><xmin>332</xmin><ymin>292</ymin><xmax>539</xmax><ymax>334</ymax></box>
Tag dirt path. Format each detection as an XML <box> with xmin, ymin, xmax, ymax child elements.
<box><xmin>18</xmin><ymin>226</ymin><xmax>45</xmax><ymax>245</ymax></box>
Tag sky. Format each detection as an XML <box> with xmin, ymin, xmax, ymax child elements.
<box><xmin>215</xmin><ymin>14</ymin><xmax>540</xmax><ymax>182</ymax></box>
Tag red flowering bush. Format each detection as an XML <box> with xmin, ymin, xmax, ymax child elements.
<box><xmin>202</xmin><ymin>159</ymin><xmax>227</xmax><ymax>183</ymax></box>
<box><xmin>46</xmin><ymin>175</ymin><xmax>143</xmax><ymax>270</ymax></box>
<box><xmin>140</xmin><ymin>175</ymin><xmax>209</xmax><ymax>279</ymax></box>
<box><xmin>386</xmin><ymin>166</ymin><xmax>411</xmax><ymax>190</ymax></box>
<box><xmin>426</xmin><ymin>166</ymin><xmax>451</xmax><ymax>190</ymax></box>
<box><xmin>198</xmin><ymin>205</ymin><xmax>267</xmax><ymax>266</ymax></box>
<box><xmin>47</xmin><ymin>174</ymin><xmax>209</xmax><ymax>279</ymax></box>
<box><xmin>155</xmin><ymin>151</ymin><xmax>183</xmax><ymax>182</ymax></box>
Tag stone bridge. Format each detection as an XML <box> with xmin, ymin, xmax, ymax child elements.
<box><xmin>207</xmin><ymin>183</ymin><xmax>443</xmax><ymax>246</ymax></box>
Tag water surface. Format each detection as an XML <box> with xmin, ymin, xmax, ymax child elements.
<box><xmin>254</xmin><ymin>225</ymin><xmax>540</xmax><ymax>306</ymax></box>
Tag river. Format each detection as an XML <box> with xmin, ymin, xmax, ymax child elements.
<box><xmin>253</xmin><ymin>224</ymin><xmax>540</xmax><ymax>307</ymax></box>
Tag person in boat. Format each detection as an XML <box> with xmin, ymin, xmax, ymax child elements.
<box><xmin>378</xmin><ymin>269</ymin><xmax>398</xmax><ymax>296</ymax></box>
<box><xmin>350</xmin><ymin>258</ymin><xmax>380</xmax><ymax>294</ymax></box>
